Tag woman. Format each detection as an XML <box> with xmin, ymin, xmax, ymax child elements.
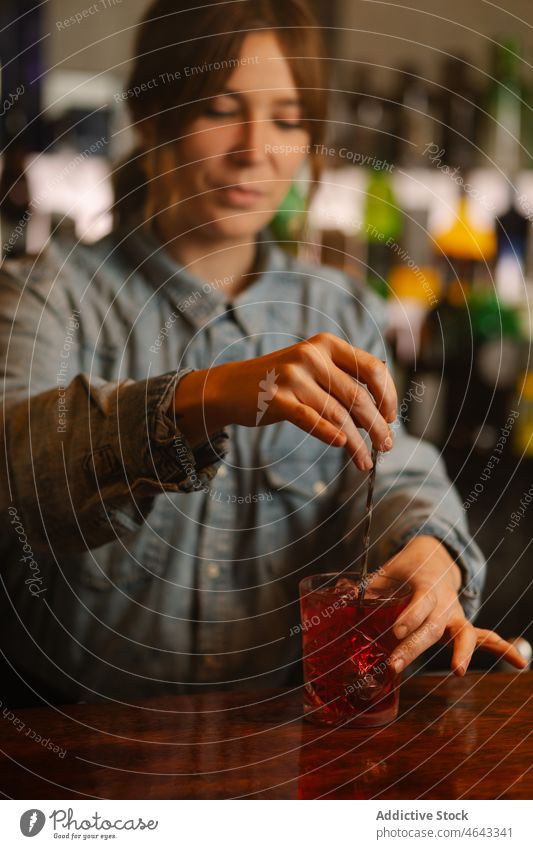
<box><xmin>0</xmin><ymin>0</ymin><xmax>525</xmax><ymax>704</ymax></box>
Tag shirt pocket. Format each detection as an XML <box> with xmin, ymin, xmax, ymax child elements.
<box><xmin>259</xmin><ymin>432</ymin><xmax>344</xmax><ymax>530</ymax></box>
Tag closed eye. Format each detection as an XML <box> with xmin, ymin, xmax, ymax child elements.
<box><xmin>275</xmin><ymin>119</ymin><xmax>305</xmax><ymax>130</ymax></box>
<box><xmin>205</xmin><ymin>108</ymin><xmax>305</xmax><ymax>130</ymax></box>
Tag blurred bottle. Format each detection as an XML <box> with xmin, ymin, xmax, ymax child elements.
<box><xmin>389</xmin><ymin>208</ymin><xmax>441</xmax><ymax>303</ymax></box>
<box><xmin>439</xmin><ymin>56</ymin><xmax>480</xmax><ymax>171</ymax></box>
<box><xmin>494</xmin><ymin>191</ymin><xmax>530</xmax><ymax>305</ymax></box>
<box><xmin>390</xmin><ymin>65</ymin><xmax>436</xmax><ymax>167</ymax></box>
<box><xmin>521</xmin><ymin>57</ymin><xmax>533</xmax><ymax>170</ymax></box>
<box><xmin>434</xmin><ymin>191</ymin><xmax>497</xmax><ymax>299</ymax></box>
<box><xmin>481</xmin><ymin>38</ymin><xmax>524</xmax><ymax>175</ymax></box>
<box><xmin>513</xmin><ymin>371</ymin><xmax>533</xmax><ymax>457</ymax></box>
<box><xmin>363</xmin><ymin>169</ymin><xmax>403</xmax><ymax>298</ymax></box>
<box><xmin>419</xmin><ymin>191</ymin><xmax>525</xmax><ymax>450</ymax></box>
<box><xmin>270</xmin><ymin>181</ymin><xmax>308</xmax><ymax>256</ymax></box>
<box><xmin>388</xmin><ymin>208</ymin><xmax>442</xmax><ymax>362</ymax></box>
<box><xmin>347</xmin><ymin>67</ymin><xmax>396</xmax><ymax>163</ymax></box>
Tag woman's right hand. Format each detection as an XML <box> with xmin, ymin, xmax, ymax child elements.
<box><xmin>174</xmin><ymin>332</ymin><xmax>398</xmax><ymax>471</ymax></box>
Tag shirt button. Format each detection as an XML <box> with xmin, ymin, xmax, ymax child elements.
<box><xmin>313</xmin><ymin>480</ymin><xmax>327</xmax><ymax>495</ymax></box>
<box><xmin>206</xmin><ymin>562</ymin><xmax>220</xmax><ymax>579</ymax></box>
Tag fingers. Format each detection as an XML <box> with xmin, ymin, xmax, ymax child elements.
<box><xmin>450</xmin><ymin>624</ymin><xmax>530</xmax><ymax>676</ymax></box>
<box><xmin>391</xmin><ymin>587</ymin><xmax>439</xmax><ymax>641</ymax></box>
<box><xmin>283</xmin><ymin>398</ymin><xmax>348</xmax><ymax>449</ymax></box>
<box><xmin>388</xmin><ymin>616</ymin><xmax>445</xmax><ymax>673</ymax></box>
<box><xmin>387</xmin><ymin>585</ymin><xmax>454</xmax><ymax>673</ymax></box>
<box><xmin>296</xmin><ymin>383</ymin><xmax>375</xmax><ymax>471</ymax></box>
<box><xmin>391</xmin><ymin>617</ymin><xmax>531</xmax><ymax>677</ymax></box>
<box><xmin>274</xmin><ymin>335</ymin><xmax>397</xmax><ymax>461</ymax></box>
<box><xmin>300</xmin><ymin>337</ymin><xmax>395</xmax><ymax>455</ymax></box>
<box><xmin>449</xmin><ymin>621</ymin><xmax>478</xmax><ymax>676</ymax></box>
<box><xmin>470</xmin><ymin>629</ymin><xmax>529</xmax><ymax>670</ymax></box>
<box><xmin>324</xmin><ymin>335</ymin><xmax>398</xmax><ymax>424</ymax></box>
<box><xmin>320</xmin><ymin>364</ymin><xmax>394</xmax><ymax>454</ymax></box>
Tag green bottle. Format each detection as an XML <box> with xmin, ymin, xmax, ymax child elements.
<box><xmin>270</xmin><ymin>182</ymin><xmax>308</xmax><ymax>255</ymax></box>
<box><xmin>363</xmin><ymin>169</ymin><xmax>403</xmax><ymax>298</ymax></box>
<box><xmin>482</xmin><ymin>38</ymin><xmax>524</xmax><ymax>175</ymax></box>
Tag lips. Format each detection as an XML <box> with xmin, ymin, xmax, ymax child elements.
<box><xmin>210</xmin><ymin>182</ymin><xmax>265</xmax><ymax>207</ymax></box>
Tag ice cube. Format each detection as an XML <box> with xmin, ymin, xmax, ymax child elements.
<box><xmin>333</xmin><ymin>577</ymin><xmax>358</xmax><ymax>602</ymax></box>
<box><xmin>334</xmin><ymin>577</ymin><xmax>356</xmax><ymax>592</ymax></box>
<box><xmin>304</xmin><ymin>681</ymin><xmax>327</xmax><ymax>709</ymax></box>
<box><xmin>345</xmin><ymin>637</ymin><xmax>393</xmax><ymax>705</ymax></box>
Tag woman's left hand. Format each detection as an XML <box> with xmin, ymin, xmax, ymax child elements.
<box><xmin>379</xmin><ymin>535</ymin><xmax>529</xmax><ymax>676</ymax></box>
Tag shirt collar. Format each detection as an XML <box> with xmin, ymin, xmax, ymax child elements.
<box><xmin>117</xmin><ymin>221</ymin><xmax>290</xmax><ymax>335</ymax></box>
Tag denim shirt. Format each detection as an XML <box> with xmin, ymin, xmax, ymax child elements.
<box><xmin>0</xmin><ymin>223</ymin><xmax>485</xmax><ymax>702</ymax></box>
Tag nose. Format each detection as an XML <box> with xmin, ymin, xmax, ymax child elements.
<box><xmin>231</xmin><ymin>115</ymin><xmax>269</xmax><ymax>166</ymax></box>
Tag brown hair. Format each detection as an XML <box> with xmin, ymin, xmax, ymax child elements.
<box><xmin>113</xmin><ymin>0</ymin><xmax>329</xmax><ymax>227</ymax></box>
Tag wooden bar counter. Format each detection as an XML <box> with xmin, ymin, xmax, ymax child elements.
<box><xmin>0</xmin><ymin>672</ymin><xmax>531</xmax><ymax>799</ymax></box>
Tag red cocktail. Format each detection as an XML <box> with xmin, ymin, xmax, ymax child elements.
<box><xmin>299</xmin><ymin>572</ymin><xmax>411</xmax><ymax>727</ymax></box>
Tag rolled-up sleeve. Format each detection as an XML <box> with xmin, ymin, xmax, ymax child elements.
<box><xmin>0</xmin><ymin>267</ymin><xmax>229</xmax><ymax>557</ymax></box>
<box><xmin>93</xmin><ymin>366</ymin><xmax>229</xmax><ymax>492</ymax></box>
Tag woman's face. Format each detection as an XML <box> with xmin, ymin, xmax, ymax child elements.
<box><xmin>150</xmin><ymin>31</ymin><xmax>312</xmax><ymax>241</ymax></box>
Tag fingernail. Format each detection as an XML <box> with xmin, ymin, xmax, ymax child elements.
<box><xmin>456</xmin><ymin>664</ymin><xmax>466</xmax><ymax>677</ymax></box>
<box><xmin>382</xmin><ymin>437</ymin><xmax>393</xmax><ymax>451</ymax></box>
<box><xmin>362</xmin><ymin>455</ymin><xmax>373</xmax><ymax>471</ymax></box>
<box><xmin>392</xmin><ymin>657</ymin><xmax>404</xmax><ymax>673</ymax></box>
<box><xmin>395</xmin><ymin>624</ymin><xmax>407</xmax><ymax>639</ymax></box>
